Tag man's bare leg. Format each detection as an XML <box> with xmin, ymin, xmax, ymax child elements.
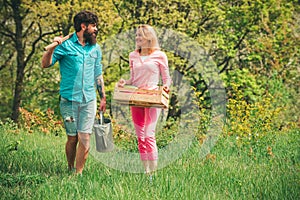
<box><xmin>65</xmin><ymin>135</ymin><xmax>78</xmax><ymax>171</ymax></box>
<box><xmin>75</xmin><ymin>133</ymin><xmax>90</xmax><ymax>174</ymax></box>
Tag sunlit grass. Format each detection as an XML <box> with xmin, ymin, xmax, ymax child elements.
<box><xmin>0</xmin><ymin>126</ymin><xmax>299</xmax><ymax>200</ymax></box>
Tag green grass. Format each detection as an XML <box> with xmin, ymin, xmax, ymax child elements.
<box><xmin>0</xmin><ymin>125</ymin><xmax>299</xmax><ymax>200</ymax></box>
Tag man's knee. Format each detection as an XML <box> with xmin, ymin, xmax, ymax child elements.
<box><xmin>67</xmin><ymin>135</ymin><xmax>78</xmax><ymax>144</ymax></box>
<box><xmin>78</xmin><ymin>133</ymin><xmax>90</xmax><ymax>149</ymax></box>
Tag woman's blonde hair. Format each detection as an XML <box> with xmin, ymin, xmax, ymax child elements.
<box><xmin>135</xmin><ymin>24</ymin><xmax>160</xmax><ymax>54</ymax></box>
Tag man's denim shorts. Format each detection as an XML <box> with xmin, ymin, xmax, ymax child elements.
<box><xmin>60</xmin><ymin>97</ymin><xmax>96</xmax><ymax>136</ymax></box>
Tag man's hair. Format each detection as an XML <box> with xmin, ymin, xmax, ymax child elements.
<box><xmin>73</xmin><ymin>11</ymin><xmax>98</xmax><ymax>32</ymax></box>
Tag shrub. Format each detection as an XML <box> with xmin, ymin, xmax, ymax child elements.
<box><xmin>18</xmin><ymin>107</ymin><xmax>64</xmax><ymax>136</ymax></box>
<box><xmin>223</xmin><ymin>85</ymin><xmax>292</xmax><ymax>152</ymax></box>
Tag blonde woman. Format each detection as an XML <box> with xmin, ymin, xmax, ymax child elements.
<box><xmin>118</xmin><ymin>25</ymin><xmax>171</xmax><ymax>177</ymax></box>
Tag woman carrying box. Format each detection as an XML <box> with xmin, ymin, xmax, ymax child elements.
<box><xmin>118</xmin><ymin>24</ymin><xmax>171</xmax><ymax>178</ymax></box>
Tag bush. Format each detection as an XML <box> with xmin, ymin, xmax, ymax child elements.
<box><xmin>18</xmin><ymin>107</ymin><xmax>64</xmax><ymax>136</ymax></box>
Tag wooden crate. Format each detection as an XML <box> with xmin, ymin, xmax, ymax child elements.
<box><xmin>113</xmin><ymin>86</ymin><xmax>169</xmax><ymax>109</ymax></box>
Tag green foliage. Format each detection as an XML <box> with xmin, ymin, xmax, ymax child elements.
<box><xmin>111</xmin><ymin>118</ymin><xmax>138</xmax><ymax>152</ymax></box>
<box><xmin>222</xmin><ymin>68</ymin><xmax>264</xmax><ymax>102</ymax></box>
<box><xmin>0</xmin><ymin>1</ymin><xmax>299</xmax><ymax>155</ymax></box>
<box><xmin>223</xmin><ymin>85</ymin><xmax>297</xmax><ymax>153</ymax></box>
<box><xmin>18</xmin><ymin>107</ymin><xmax>64</xmax><ymax>136</ymax></box>
<box><xmin>156</xmin><ymin>117</ymin><xmax>181</xmax><ymax>148</ymax></box>
<box><xmin>0</xmin><ymin>2</ymin><xmax>299</xmax><ymax>199</ymax></box>
<box><xmin>0</xmin><ymin>119</ymin><xmax>19</xmax><ymax>139</ymax></box>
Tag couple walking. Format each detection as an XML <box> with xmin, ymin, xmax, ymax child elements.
<box><xmin>42</xmin><ymin>10</ymin><xmax>171</xmax><ymax>176</ymax></box>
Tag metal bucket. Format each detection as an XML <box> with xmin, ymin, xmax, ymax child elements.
<box><xmin>94</xmin><ymin>112</ymin><xmax>114</xmax><ymax>152</ymax></box>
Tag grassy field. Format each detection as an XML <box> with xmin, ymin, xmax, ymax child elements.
<box><xmin>0</xmin><ymin>124</ymin><xmax>299</xmax><ymax>200</ymax></box>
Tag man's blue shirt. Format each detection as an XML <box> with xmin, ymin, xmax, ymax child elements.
<box><xmin>51</xmin><ymin>33</ymin><xmax>102</xmax><ymax>103</ymax></box>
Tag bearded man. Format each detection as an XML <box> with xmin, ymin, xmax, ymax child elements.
<box><xmin>42</xmin><ymin>11</ymin><xmax>106</xmax><ymax>175</ymax></box>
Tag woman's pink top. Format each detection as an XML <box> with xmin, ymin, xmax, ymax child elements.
<box><xmin>127</xmin><ymin>50</ymin><xmax>171</xmax><ymax>90</ymax></box>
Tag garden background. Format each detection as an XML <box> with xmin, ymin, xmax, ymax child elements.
<box><xmin>0</xmin><ymin>0</ymin><xmax>299</xmax><ymax>199</ymax></box>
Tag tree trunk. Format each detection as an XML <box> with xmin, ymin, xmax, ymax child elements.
<box><xmin>11</xmin><ymin>0</ymin><xmax>25</xmax><ymax>123</ymax></box>
<box><xmin>11</xmin><ymin>61</ymin><xmax>25</xmax><ymax>123</ymax></box>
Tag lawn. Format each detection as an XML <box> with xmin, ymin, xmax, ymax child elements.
<box><xmin>0</xmin><ymin>123</ymin><xmax>299</xmax><ymax>200</ymax></box>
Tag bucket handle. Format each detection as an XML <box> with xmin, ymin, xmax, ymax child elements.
<box><xmin>99</xmin><ymin>111</ymin><xmax>103</xmax><ymax>125</ymax></box>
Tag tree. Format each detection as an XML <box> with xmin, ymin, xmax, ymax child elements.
<box><xmin>0</xmin><ymin>0</ymin><xmax>298</xmax><ymax>125</ymax></box>
<box><xmin>0</xmin><ymin>0</ymin><xmax>119</xmax><ymax>122</ymax></box>
<box><xmin>0</xmin><ymin>0</ymin><xmax>63</xmax><ymax>123</ymax></box>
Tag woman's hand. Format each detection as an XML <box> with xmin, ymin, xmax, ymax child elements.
<box><xmin>162</xmin><ymin>85</ymin><xmax>170</xmax><ymax>93</ymax></box>
<box><xmin>118</xmin><ymin>78</ymin><xmax>126</xmax><ymax>87</ymax></box>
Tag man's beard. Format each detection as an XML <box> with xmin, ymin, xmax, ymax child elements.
<box><xmin>84</xmin><ymin>30</ymin><xmax>97</xmax><ymax>45</ymax></box>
